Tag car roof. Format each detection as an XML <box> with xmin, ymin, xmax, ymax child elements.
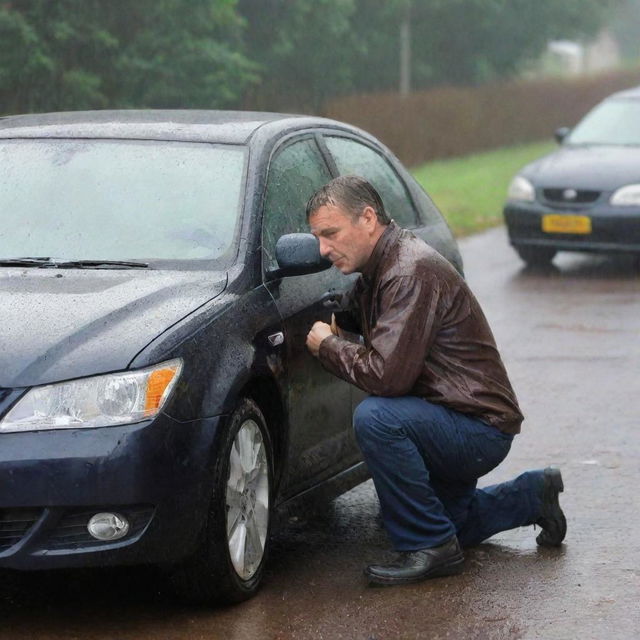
<box><xmin>607</xmin><ymin>85</ymin><xmax>640</xmax><ymax>100</ymax></box>
<box><xmin>0</xmin><ymin>109</ymin><xmax>337</xmax><ymax>144</ymax></box>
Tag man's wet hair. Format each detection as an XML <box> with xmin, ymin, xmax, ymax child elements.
<box><xmin>306</xmin><ymin>175</ymin><xmax>391</xmax><ymax>225</ymax></box>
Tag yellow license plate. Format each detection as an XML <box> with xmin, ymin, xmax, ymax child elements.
<box><xmin>542</xmin><ymin>214</ymin><xmax>592</xmax><ymax>234</ymax></box>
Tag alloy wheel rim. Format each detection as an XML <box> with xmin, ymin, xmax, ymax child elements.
<box><xmin>225</xmin><ymin>419</ymin><xmax>270</xmax><ymax>580</ymax></box>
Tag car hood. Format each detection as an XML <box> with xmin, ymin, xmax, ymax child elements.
<box><xmin>522</xmin><ymin>145</ymin><xmax>640</xmax><ymax>190</ymax></box>
<box><xmin>0</xmin><ymin>268</ymin><xmax>227</xmax><ymax>388</ymax></box>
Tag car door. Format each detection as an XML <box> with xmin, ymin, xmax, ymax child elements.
<box><xmin>262</xmin><ymin>134</ymin><xmax>358</xmax><ymax>498</ymax></box>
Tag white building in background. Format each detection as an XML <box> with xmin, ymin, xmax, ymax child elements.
<box><xmin>547</xmin><ymin>40</ymin><xmax>584</xmax><ymax>75</ymax></box>
<box><xmin>547</xmin><ymin>29</ymin><xmax>621</xmax><ymax>75</ymax></box>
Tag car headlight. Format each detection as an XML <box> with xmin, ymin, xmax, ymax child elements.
<box><xmin>0</xmin><ymin>359</ymin><xmax>182</xmax><ymax>433</ymax></box>
<box><xmin>507</xmin><ymin>176</ymin><xmax>535</xmax><ymax>202</ymax></box>
<box><xmin>610</xmin><ymin>184</ymin><xmax>640</xmax><ymax>206</ymax></box>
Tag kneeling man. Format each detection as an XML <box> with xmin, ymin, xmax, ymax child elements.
<box><xmin>305</xmin><ymin>176</ymin><xmax>566</xmax><ymax>586</ymax></box>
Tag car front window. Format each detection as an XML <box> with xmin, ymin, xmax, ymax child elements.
<box><xmin>262</xmin><ymin>137</ymin><xmax>332</xmax><ymax>272</ymax></box>
<box><xmin>0</xmin><ymin>139</ymin><xmax>246</xmax><ymax>267</ymax></box>
<box><xmin>568</xmin><ymin>99</ymin><xmax>640</xmax><ymax>146</ymax></box>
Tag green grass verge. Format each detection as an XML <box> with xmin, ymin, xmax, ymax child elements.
<box><xmin>411</xmin><ymin>141</ymin><xmax>556</xmax><ymax>237</ymax></box>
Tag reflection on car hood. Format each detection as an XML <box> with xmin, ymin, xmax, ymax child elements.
<box><xmin>522</xmin><ymin>145</ymin><xmax>640</xmax><ymax>190</ymax></box>
<box><xmin>0</xmin><ymin>269</ymin><xmax>226</xmax><ymax>388</ymax></box>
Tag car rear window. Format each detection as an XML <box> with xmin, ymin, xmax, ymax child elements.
<box><xmin>324</xmin><ymin>136</ymin><xmax>419</xmax><ymax>228</ymax></box>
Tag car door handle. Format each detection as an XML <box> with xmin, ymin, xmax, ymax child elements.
<box><xmin>268</xmin><ymin>332</ymin><xmax>284</xmax><ymax>347</ymax></box>
<box><xmin>321</xmin><ymin>291</ymin><xmax>342</xmax><ymax>309</ymax></box>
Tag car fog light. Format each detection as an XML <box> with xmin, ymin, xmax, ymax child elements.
<box><xmin>87</xmin><ymin>512</ymin><xmax>130</xmax><ymax>541</ymax></box>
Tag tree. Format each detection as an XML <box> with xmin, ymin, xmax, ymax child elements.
<box><xmin>343</xmin><ymin>0</ymin><xmax>622</xmax><ymax>94</ymax></box>
<box><xmin>237</xmin><ymin>0</ymin><xmax>357</xmax><ymax>112</ymax></box>
<box><xmin>407</xmin><ymin>0</ymin><xmax>623</xmax><ymax>87</ymax></box>
<box><xmin>238</xmin><ymin>0</ymin><xmax>623</xmax><ymax>110</ymax></box>
<box><xmin>0</xmin><ymin>0</ymin><xmax>624</xmax><ymax>116</ymax></box>
<box><xmin>0</xmin><ymin>0</ymin><xmax>256</xmax><ymax>114</ymax></box>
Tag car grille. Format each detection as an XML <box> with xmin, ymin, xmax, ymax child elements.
<box><xmin>0</xmin><ymin>508</ymin><xmax>41</xmax><ymax>553</ymax></box>
<box><xmin>43</xmin><ymin>505</ymin><xmax>155</xmax><ymax>549</ymax></box>
<box><xmin>543</xmin><ymin>188</ymin><xmax>600</xmax><ymax>204</ymax></box>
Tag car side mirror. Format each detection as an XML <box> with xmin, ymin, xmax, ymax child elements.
<box><xmin>554</xmin><ymin>127</ymin><xmax>570</xmax><ymax>144</ymax></box>
<box><xmin>273</xmin><ymin>233</ymin><xmax>332</xmax><ymax>277</ymax></box>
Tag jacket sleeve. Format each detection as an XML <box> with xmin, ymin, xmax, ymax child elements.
<box><xmin>318</xmin><ymin>275</ymin><xmax>441</xmax><ymax>396</ymax></box>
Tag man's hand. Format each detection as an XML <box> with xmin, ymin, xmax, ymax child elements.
<box><xmin>306</xmin><ymin>321</ymin><xmax>333</xmax><ymax>357</ymax></box>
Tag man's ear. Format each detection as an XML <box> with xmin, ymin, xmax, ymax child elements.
<box><xmin>361</xmin><ymin>205</ymin><xmax>378</xmax><ymax>230</ymax></box>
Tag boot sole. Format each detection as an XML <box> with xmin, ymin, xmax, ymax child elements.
<box><xmin>536</xmin><ymin>468</ymin><xmax>567</xmax><ymax>547</ymax></box>
<box><xmin>365</xmin><ymin>554</ymin><xmax>465</xmax><ymax>586</ymax></box>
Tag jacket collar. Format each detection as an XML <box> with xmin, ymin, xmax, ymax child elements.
<box><xmin>362</xmin><ymin>220</ymin><xmax>401</xmax><ymax>284</ymax></box>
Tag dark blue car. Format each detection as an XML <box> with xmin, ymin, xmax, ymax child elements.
<box><xmin>504</xmin><ymin>85</ymin><xmax>640</xmax><ymax>266</ymax></box>
<box><xmin>0</xmin><ymin>110</ymin><xmax>461</xmax><ymax>603</ymax></box>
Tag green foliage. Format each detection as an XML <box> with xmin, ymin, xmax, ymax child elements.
<box><xmin>238</xmin><ymin>0</ymin><xmax>356</xmax><ymax>111</ymax></box>
<box><xmin>108</xmin><ymin>0</ymin><xmax>256</xmax><ymax>108</ymax></box>
<box><xmin>0</xmin><ymin>0</ymin><xmax>256</xmax><ymax>113</ymax></box>
<box><xmin>0</xmin><ymin>0</ymin><xmax>624</xmax><ymax>115</ymax></box>
<box><xmin>238</xmin><ymin>0</ymin><xmax>623</xmax><ymax>108</ymax></box>
<box><xmin>346</xmin><ymin>0</ymin><xmax>622</xmax><ymax>92</ymax></box>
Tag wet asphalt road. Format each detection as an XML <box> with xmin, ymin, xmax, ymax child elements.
<box><xmin>1</xmin><ymin>227</ymin><xmax>639</xmax><ymax>639</ymax></box>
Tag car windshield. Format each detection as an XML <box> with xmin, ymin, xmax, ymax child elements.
<box><xmin>567</xmin><ymin>98</ymin><xmax>640</xmax><ymax>146</ymax></box>
<box><xmin>0</xmin><ymin>139</ymin><xmax>246</xmax><ymax>268</ymax></box>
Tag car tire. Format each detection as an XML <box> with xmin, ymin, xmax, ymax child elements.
<box><xmin>170</xmin><ymin>397</ymin><xmax>273</xmax><ymax>605</ymax></box>
<box><xmin>516</xmin><ymin>246</ymin><xmax>556</xmax><ymax>267</ymax></box>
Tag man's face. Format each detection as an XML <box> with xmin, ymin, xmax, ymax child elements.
<box><xmin>308</xmin><ymin>203</ymin><xmax>378</xmax><ymax>275</ymax></box>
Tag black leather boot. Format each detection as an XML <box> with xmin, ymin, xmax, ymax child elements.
<box><xmin>536</xmin><ymin>467</ymin><xmax>567</xmax><ymax>546</ymax></box>
<box><xmin>365</xmin><ymin>536</ymin><xmax>464</xmax><ymax>586</ymax></box>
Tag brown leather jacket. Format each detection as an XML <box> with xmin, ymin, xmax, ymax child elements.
<box><xmin>318</xmin><ymin>221</ymin><xmax>524</xmax><ymax>434</ymax></box>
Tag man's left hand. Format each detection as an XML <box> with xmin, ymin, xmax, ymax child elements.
<box><xmin>306</xmin><ymin>321</ymin><xmax>333</xmax><ymax>357</ymax></box>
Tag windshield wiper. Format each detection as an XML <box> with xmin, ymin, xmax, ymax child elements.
<box><xmin>0</xmin><ymin>257</ymin><xmax>56</xmax><ymax>267</ymax></box>
<box><xmin>54</xmin><ymin>259</ymin><xmax>150</xmax><ymax>269</ymax></box>
<box><xmin>0</xmin><ymin>257</ymin><xmax>149</xmax><ymax>269</ymax></box>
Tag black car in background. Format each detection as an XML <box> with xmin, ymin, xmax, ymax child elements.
<box><xmin>504</xmin><ymin>85</ymin><xmax>640</xmax><ymax>266</ymax></box>
<box><xmin>0</xmin><ymin>110</ymin><xmax>461</xmax><ymax>603</ymax></box>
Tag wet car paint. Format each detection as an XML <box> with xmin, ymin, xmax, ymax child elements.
<box><xmin>0</xmin><ymin>110</ymin><xmax>462</xmax><ymax>574</ymax></box>
<box><xmin>0</xmin><ymin>269</ymin><xmax>227</xmax><ymax>388</ymax></box>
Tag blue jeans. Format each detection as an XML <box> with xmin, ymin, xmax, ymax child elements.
<box><xmin>353</xmin><ymin>396</ymin><xmax>544</xmax><ymax>551</ymax></box>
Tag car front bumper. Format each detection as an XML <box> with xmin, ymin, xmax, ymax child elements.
<box><xmin>0</xmin><ymin>413</ymin><xmax>224</xmax><ymax>571</ymax></box>
<box><xmin>504</xmin><ymin>201</ymin><xmax>640</xmax><ymax>254</ymax></box>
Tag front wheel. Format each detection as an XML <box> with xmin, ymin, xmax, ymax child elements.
<box><xmin>516</xmin><ymin>246</ymin><xmax>556</xmax><ymax>267</ymax></box>
<box><xmin>170</xmin><ymin>398</ymin><xmax>273</xmax><ymax>604</ymax></box>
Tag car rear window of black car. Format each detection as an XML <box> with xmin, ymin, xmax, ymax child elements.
<box><xmin>323</xmin><ymin>136</ymin><xmax>419</xmax><ymax>228</ymax></box>
<box><xmin>0</xmin><ymin>139</ymin><xmax>246</xmax><ymax>267</ymax></box>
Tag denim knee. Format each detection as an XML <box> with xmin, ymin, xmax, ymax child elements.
<box><xmin>353</xmin><ymin>396</ymin><xmax>378</xmax><ymax>441</ymax></box>
<box><xmin>353</xmin><ymin>396</ymin><xmax>405</xmax><ymax>446</ymax></box>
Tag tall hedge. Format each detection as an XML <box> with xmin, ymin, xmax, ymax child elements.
<box><xmin>323</xmin><ymin>69</ymin><xmax>640</xmax><ymax>166</ymax></box>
